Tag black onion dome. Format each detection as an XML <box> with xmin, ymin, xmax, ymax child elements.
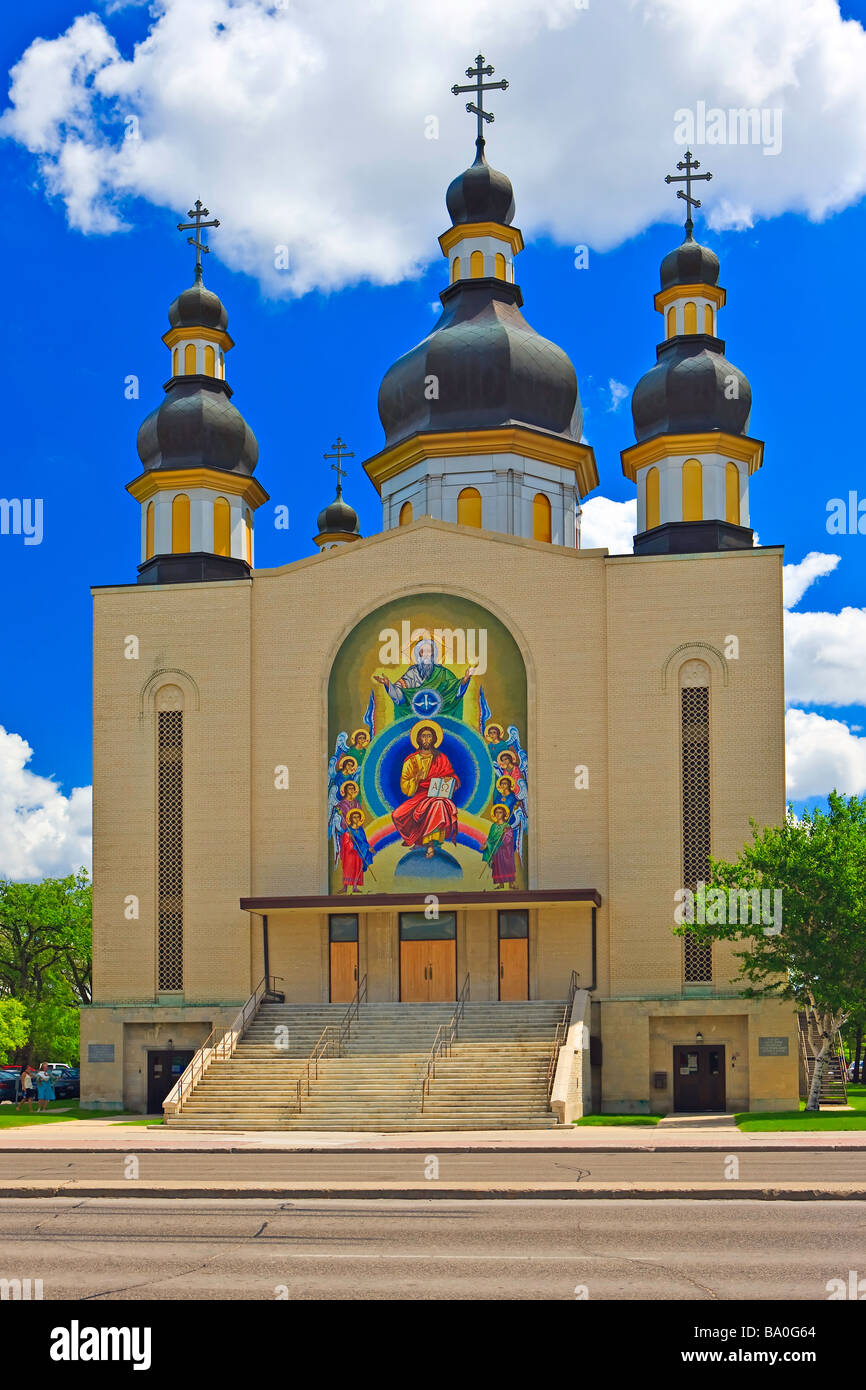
<box><xmin>660</xmin><ymin>232</ymin><xmax>720</xmax><ymax>290</ymax></box>
<box><xmin>317</xmin><ymin>491</ymin><xmax>360</xmax><ymax>536</ymax></box>
<box><xmin>137</xmin><ymin>377</ymin><xmax>258</xmax><ymax>475</ymax></box>
<box><xmin>378</xmin><ymin>279</ymin><xmax>581</xmax><ymax>447</ymax></box>
<box><xmin>446</xmin><ymin>144</ymin><xmax>515</xmax><ymax>227</ymax></box>
<box><xmin>632</xmin><ymin>336</ymin><xmax>751</xmax><ymax>442</ymax></box>
<box><xmin>168</xmin><ymin>279</ymin><xmax>228</xmax><ymax>332</ymax></box>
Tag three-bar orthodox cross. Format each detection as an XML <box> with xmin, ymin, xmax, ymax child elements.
<box><xmin>664</xmin><ymin>152</ymin><xmax>712</xmax><ymax>237</ymax></box>
<box><xmin>324</xmin><ymin>436</ymin><xmax>354</xmax><ymax>495</ymax></box>
<box><xmin>451</xmin><ymin>54</ymin><xmax>509</xmax><ymax>150</ymax></box>
<box><xmin>177</xmin><ymin>200</ymin><xmax>220</xmax><ymax>282</ymax></box>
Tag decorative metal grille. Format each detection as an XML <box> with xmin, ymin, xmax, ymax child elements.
<box><xmin>681</xmin><ymin>685</ymin><xmax>712</xmax><ymax>983</ymax></box>
<box><xmin>157</xmin><ymin>710</ymin><xmax>183</xmax><ymax>990</ymax></box>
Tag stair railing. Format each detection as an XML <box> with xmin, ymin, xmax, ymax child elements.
<box><xmin>162</xmin><ymin>974</ymin><xmax>283</xmax><ymax>1117</ymax></box>
<box><xmin>293</xmin><ymin>974</ymin><xmax>369</xmax><ymax>1116</ymax></box>
<box><xmin>546</xmin><ymin>970</ymin><xmax>579</xmax><ymax>1100</ymax></box>
<box><xmin>420</xmin><ymin>973</ymin><xmax>470</xmax><ymax>1112</ymax></box>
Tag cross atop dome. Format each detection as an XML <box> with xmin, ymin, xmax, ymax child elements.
<box><xmin>177</xmin><ymin>200</ymin><xmax>220</xmax><ymax>284</ymax></box>
<box><xmin>664</xmin><ymin>152</ymin><xmax>712</xmax><ymax>239</ymax></box>
<box><xmin>451</xmin><ymin>54</ymin><xmax>509</xmax><ymax>151</ymax></box>
<box><xmin>324</xmin><ymin>436</ymin><xmax>354</xmax><ymax>496</ymax></box>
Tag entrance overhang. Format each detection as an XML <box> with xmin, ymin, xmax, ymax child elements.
<box><xmin>240</xmin><ymin>888</ymin><xmax>601</xmax><ymax>914</ymax></box>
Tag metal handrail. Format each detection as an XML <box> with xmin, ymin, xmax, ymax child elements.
<box><xmin>546</xmin><ymin>970</ymin><xmax>579</xmax><ymax>1099</ymax></box>
<box><xmin>293</xmin><ymin>974</ymin><xmax>368</xmax><ymax>1116</ymax></box>
<box><xmin>162</xmin><ymin>974</ymin><xmax>284</xmax><ymax>1115</ymax></box>
<box><xmin>420</xmin><ymin>973</ymin><xmax>470</xmax><ymax>1112</ymax></box>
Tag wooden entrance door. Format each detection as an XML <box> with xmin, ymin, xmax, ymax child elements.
<box><xmin>673</xmin><ymin>1045</ymin><xmax>726</xmax><ymax>1112</ymax></box>
<box><xmin>330</xmin><ymin>941</ymin><xmax>358</xmax><ymax>1003</ymax></box>
<box><xmin>147</xmin><ymin>1050</ymin><xmax>194</xmax><ymax>1114</ymax></box>
<box><xmin>498</xmin><ymin>910</ymin><xmax>529</xmax><ymax>1000</ymax></box>
<box><xmin>400</xmin><ymin>939</ymin><xmax>457</xmax><ymax>1001</ymax></box>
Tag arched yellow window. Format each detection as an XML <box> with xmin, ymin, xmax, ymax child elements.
<box><xmin>666</xmin><ymin>306</ymin><xmax>676</xmax><ymax>338</ymax></box>
<box><xmin>184</xmin><ymin>343</ymin><xmax>196</xmax><ymax>374</ymax></box>
<box><xmin>172</xmin><ymin>348</ymin><xmax>179</xmax><ymax>376</ymax></box>
<box><xmin>145</xmin><ymin>501</ymin><xmax>155</xmax><ymax>560</ymax></box>
<box><xmin>451</xmin><ymin>256</ymin><xmax>460</xmax><ymax>283</ymax></box>
<box><xmin>457</xmin><ymin>486</ymin><xmax>482</xmax><ymax>528</ymax></box>
<box><xmin>704</xmin><ymin>304</ymin><xmax>714</xmax><ymax>334</ymax></box>
<box><xmin>683</xmin><ymin>301</ymin><xmax>697</xmax><ymax>334</ymax></box>
<box><xmin>218</xmin><ymin>351</ymin><xmax>225</xmax><ymax>379</ymax></box>
<box><xmin>470</xmin><ymin>250</ymin><xmax>484</xmax><ymax>278</ymax></box>
<box><xmin>172</xmin><ymin>494</ymin><xmax>190</xmax><ymax>553</ymax></box>
<box><xmin>682</xmin><ymin>459</ymin><xmax>703</xmax><ymax>521</ymax></box>
<box><xmin>494</xmin><ymin>252</ymin><xmax>506</xmax><ymax>280</ymax></box>
<box><xmin>725</xmin><ymin>462</ymin><xmax>740</xmax><ymax>525</ymax></box>
<box><xmin>244</xmin><ymin>508</ymin><xmax>253</xmax><ymax>565</ymax></box>
<box><xmin>645</xmin><ymin>467</ymin><xmax>660</xmax><ymax>530</ymax></box>
<box><xmin>399</xmin><ymin>501</ymin><xmax>413</xmax><ymax>526</ymax></box>
<box><xmin>213</xmin><ymin>497</ymin><xmax>231</xmax><ymax>557</ymax></box>
<box><xmin>204</xmin><ymin>345</ymin><xmax>216</xmax><ymax>376</ymax></box>
<box><xmin>532</xmin><ymin>493</ymin><xmax>552</xmax><ymax>543</ymax></box>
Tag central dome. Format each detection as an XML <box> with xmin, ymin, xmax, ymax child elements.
<box><xmin>378</xmin><ymin>279</ymin><xmax>581</xmax><ymax>447</ymax></box>
<box><xmin>446</xmin><ymin>144</ymin><xmax>515</xmax><ymax>227</ymax></box>
<box><xmin>137</xmin><ymin>377</ymin><xmax>258</xmax><ymax>475</ymax></box>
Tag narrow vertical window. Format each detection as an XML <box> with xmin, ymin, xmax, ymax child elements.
<box><xmin>683</xmin><ymin>301</ymin><xmax>697</xmax><ymax>334</ymax></box>
<box><xmin>399</xmin><ymin>501</ymin><xmax>413</xmax><ymax>526</ymax></box>
<box><xmin>145</xmin><ymin>501</ymin><xmax>155</xmax><ymax>560</ymax></box>
<box><xmin>666</xmin><ymin>306</ymin><xmax>676</xmax><ymax>338</ymax></box>
<box><xmin>451</xmin><ymin>256</ymin><xmax>460</xmax><ymax>283</ymax></box>
<box><xmin>645</xmin><ymin>467</ymin><xmax>660</xmax><ymax>530</ymax></box>
<box><xmin>213</xmin><ymin>497</ymin><xmax>231</xmax><ymax>557</ymax></box>
<box><xmin>171</xmin><ymin>494</ymin><xmax>190</xmax><ymax>552</ymax></box>
<box><xmin>157</xmin><ymin>707</ymin><xmax>183</xmax><ymax>990</ymax></box>
<box><xmin>245</xmin><ymin>508</ymin><xmax>253</xmax><ymax>564</ymax></box>
<box><xmin>470</xmin><ymin>249</ymin><xmax>484</xmax><ymax>278</ymax></box>
<box><xmin>183</xmin><ymin>343</ymin><xmax>196</xmax><ymax>374</ymax></box>
<box><xmin>725</xmin><ymin>463</ymin><xmax>740</xmax><ymax>525</ymax></box>
<box><xmin>682</xmin><ymin>460</ymin><xmax>702</xmax><ymax>522</ymax></box>
<box><xmin>532</xmin><ymin>493</ymin><xmax>552</xmax><ymax>542</ymax></box>
<box><xmin>704</xmin><ymin>304</ymin><xmax>714</xmax><ymax>334</ymax></box>
<box><xmin>172</xmin><ymin>348</ymin><xmax>179</xmax><ymax>376</ymax></box>
<box><xmin>494</xmin><ymin>252</ymin><xmax>506</xmax><ymax>280</ymax></box>
<box><xmin>457</xmin><ymin>486</ymin><xmax>482</xmax><ymax>528</ymax></box>
<box><xmin>681</xmin><ymin>680</ymin><xmax>712</xmax><ymax>984</ymax></box>
<box><xmin>204</xmin><ymin>345</ymin><xmax>216</xmax><ymax>376</ymax></box>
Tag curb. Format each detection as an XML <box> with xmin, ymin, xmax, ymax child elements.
<box><xmin>2</xmin><ymin>1141</ymin><xmax>866</xmax><ymax>1155</ymax></box>
<box><xmin>2</xmin><ymin>1181</ymin><xmax>866</xmax><ymax>1200</ymax></box>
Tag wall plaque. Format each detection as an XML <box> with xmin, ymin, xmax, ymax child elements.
<box><xmin>758</xmin><ymin>1036</ymin><xmax>789</xmax><ymax>1057</ymax></box>
<box><xmin>87</xmin><ymin>1043</ymin><xmax>115</xmax><ymax>1063</ymax></box>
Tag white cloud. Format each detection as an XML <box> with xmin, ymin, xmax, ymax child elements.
<box><xmin>580</xmin><ymin>496</ymin><xmax>636</xmax><ymax>553</ymax></box>
<box><xmin>607</xmin><ymin>379</ymin><xmax>629</xmax><ymax>412</ymax></box>
<box><xmin>0</xmin><ymin>728</ymin><xmax>91</xmax><ymax>882</ymax></box>
<box><xmin>783</xmin><ymin>550</ymin><xmax>840</xmax><ymax>609</ymax></box>
<box><xmin>785</xmin><ymin>707</ymin><xmax>866</xmax><ymax>800</ymax></box>
<box><xmin>4</xmin><ymin>0</ymin><xmax>866</xmax><ymax>295</ymax></box>
<box><xmin>784</xmin><ymin>605</ymin><xmax>866</xmax><ymax>708</ymax></box>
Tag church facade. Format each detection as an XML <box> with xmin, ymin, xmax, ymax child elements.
<box><xmin>81</xmin><ymin>67</ymin><xmax>798</xmax><ymax>1117</ymax></box>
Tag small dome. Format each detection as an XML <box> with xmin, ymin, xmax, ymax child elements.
<box><xmin>317</xmin><ymin>491</ymin><xmax>360</xmax><ymax>537</ymax></box>
<box><xmin>632</xmin><ymin>337</ymin><xmax>751</xmax><ymax>442</ymax></box>
<box><xmin>378</xmin><ymin>279</ymin><xmax>581</xmax><ymax>448</ymax></box>
<box><xmin>446</xmin><ymin>145</ymin><xmax>515</xmax><ymax>227</ymax></box>
<box><xmin>660</xmin><ymin>232</ymin><xmax>720</xmax><ymax>290</ymax></box>
<box><xmin>137</xmin><ymin>377</ymin><xmax>258</xmax><ymax>475</ymax></box>
<box><xmin>168</xmin><ymin>279</ymin><xmax>228</xmax><ymax>332</ymax></box>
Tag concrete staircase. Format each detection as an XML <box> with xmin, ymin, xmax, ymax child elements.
<box><xmin>165</xmin><ymin>1001</ymin><xmax>563</xmax><ymax>1131</ymax></box>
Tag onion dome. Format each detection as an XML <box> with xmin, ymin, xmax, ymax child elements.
<box><xmin>317</xmin><ymin>490</ymin><xmax>360</xmax><ymax>537</ymax></box>
<box><xmin>168</xmin><ymin>279</ymin><xmax>228</xmax><ymax>332</ymax></box>
<box><xmin>659</xmin><ymin>231</ymin><xmax>720</xmax><ymax>291</ymax></box>
<box><xmin>378</xmin><ymin>279</ymin><xmax>582</xmax><ymax>448</ymax></box>
<box><xmin>632</xmin><ymin>338</ymin><xmax>751</xmax><ymax>442</ymax></box>
<box><xmin>446</xmin><ymin>145</ymin><xmax>515</xmax><ymax>227</ymax></box>
<box><xmin>137</xmin><ymin>378</ymin><xmax>258</xmax><ymax>475</ymax></box>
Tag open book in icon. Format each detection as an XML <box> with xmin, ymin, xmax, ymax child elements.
<box><xmin>426</xmin><ymin>776</ymin><xmax>456</xmax><ymax>799</ymax></box>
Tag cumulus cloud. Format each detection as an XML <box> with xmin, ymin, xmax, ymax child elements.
<box><xmin>3</xmin><ymin>0</ymin><xmax>866</xmax><ymax>294</ymax></box>
<box><xmin>607</xmin><ymin>379</ymin><xmax>630</xmax><ymax>412</ymax></box>
<box><xmin>785</xmin><ymin>605</ymin><xmax>866</xmax><ymax>708</ymax></box>
<box><xmin>579</xmin><ymin>496</ymin><xmax>636</xmax><ymax>553</ymax></box>
<box><xmin>0</xmin><ymin>728</ymin><xmax>91</xmax><ymax>882</ymax></box>
<box><xmin>785</xmin><ymin>707</ymin><xmax>866</xmax><ymax>800</ymax></box>
<box><xmin>783</xmin><ymin>550</ymin><xmax>840</xmax><ymax>609</ymax></box>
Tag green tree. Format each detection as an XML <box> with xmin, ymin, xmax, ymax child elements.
<box><xmin>0</xmin><ymin>870</ymin><xmax>91</xmax><ymax>1063</ymax></box>
<box><xmin>0</xmin><ymin>998</ymin><xmax>29</xmax><ymax>1065</ymax></box>
<box><xmin>675</xmin><ymin>793</ymin><xmax>866</xmax><ymax>1111</ymax></box>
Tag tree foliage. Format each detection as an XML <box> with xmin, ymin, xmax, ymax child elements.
<box><xmin>0</xmin><ymin>870</ymin><xmax>91</xmax><ymax>1063</ymax></box>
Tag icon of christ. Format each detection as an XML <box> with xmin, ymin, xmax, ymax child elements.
<box><xmin>373</xmin><ymin>638</ymin><xmax>477</xmax><ymax>721</ymax></box>
<box><xmin>391</xmin><ymin>721</ymin><xmax>460</xmax><ymax>859</ymax></box>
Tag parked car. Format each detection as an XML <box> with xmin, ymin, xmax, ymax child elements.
<box><xmin>52</xmin><ymin>1067</ymin><xmax>80</xmax><ymax>1100</ymax></box>
<box><xmin>42</xmin><ymin>1063</ymin><xmax>72</xmax><ymax>1075</ymax></box>
<box><xmin>0</xmin><ymin>1070</ymin><xmax>21</xmax><ymax>1102</ymax></box>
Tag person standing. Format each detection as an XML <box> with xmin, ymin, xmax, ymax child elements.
<box><xmin>15</xmin><ymin>1066</ymin><xmax>35</xmax><ymax>1112</ymax></box>
<box><xmin>34</xmin><ymin>1064</ymin><xmax>55</xmax><ymax>1113</ymax></box>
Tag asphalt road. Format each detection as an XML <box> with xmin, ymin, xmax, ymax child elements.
<box><xmin>0</xmin><ymin>1150</ymin><xmax>865</xmax><ymax>1183</ymax></box>
<box><xmin>0</xmin><ymin>1198</ymin><xmax>863</xmax><ymax>1299</ymax></box>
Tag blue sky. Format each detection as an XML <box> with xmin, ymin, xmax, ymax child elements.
<box><xmin>1</xmin><ymin>0</ymin><xmax>865</xmax><ymax>877</ymax></box>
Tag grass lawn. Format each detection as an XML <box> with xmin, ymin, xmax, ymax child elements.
<box><xmin>735</xmin><ymin>1083</ymin><xmax>866</xmax><ymax>1131</ymax></box>
<box><xmin>575</xmin><ymin>1114</ymin><xmax>661</xmax><ymax>1126</ymax></box>
<box><xmin>0</xmin><ymin>1101</ymin><xmax>137</xmax><ymax>1127</ymax></box>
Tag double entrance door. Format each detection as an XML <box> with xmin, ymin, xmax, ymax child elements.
<box><xmin>147</xmin><ymin>1050</ymin><xmax>194</xmax><ymax>1114</ymax></box>
<box><xmin>673</xmin><ymin>1044</ymin><xmax>726</xmax><ymax>1112</ymax></box>
<box><xmin>400</xmin><ymin>911</ymin><xmax>456</xmax><ymax>1001</ymax></box>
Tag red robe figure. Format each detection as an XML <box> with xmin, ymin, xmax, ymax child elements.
<box><xmin>340</xmin><ymin>810</ymin><xmax>373</xmax><ymax>893</ymax></box>
<box><xmin>392</xmin><ymin>723</ymin><xmax>460</xmax><ymax>859</ymax></box>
